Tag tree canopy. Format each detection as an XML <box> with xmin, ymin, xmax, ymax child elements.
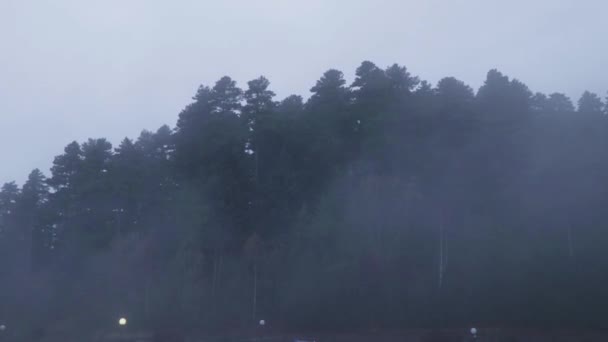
<box><xmin>0</xmin><ymin>61</ymin><xmax>607</xmax><ymax>339</ymax></box>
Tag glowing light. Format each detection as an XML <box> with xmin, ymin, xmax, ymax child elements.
<box><xmin>119</xmin><ymin>318</ymin><xmax>127</xmax><ymax>326</ymax></box>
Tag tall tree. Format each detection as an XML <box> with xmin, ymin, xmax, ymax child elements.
<box><xmin>548</xmin><ymin>93</ymin><xmax>575</xmax><ymax>113</ymax></box>
<box><xmin>578</xmin><ymin>91</ymin><xmax>604</xmax><ymax>115</ymax></box>
<box><xmin>17</xmin><ymin>169</ymin><xmax>50</xmax><ymax>270</ymax></box>
<box><xmin>0</xmin><ymin>181</ymin><xmax>20</xmax><ymax>244</ymax></box>
<box><xmin>305</xmin><ymin>69</ymin><xmax>352</xmax><ymax>192</ymax></box>
<box><xmin>174</xmin><ymin>77</ymin><xmax>250</xmax><ymax>252</ymax></box>
<box><xmin>243</xmin><ymin>76</ymin><xmax>282</xmax><ymax>235</ymax></box>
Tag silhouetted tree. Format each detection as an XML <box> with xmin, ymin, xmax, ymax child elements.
<box><xmin>578</xmin><ymin>91</ymin><xmax>604</xmax><ymax>115</ymax></box>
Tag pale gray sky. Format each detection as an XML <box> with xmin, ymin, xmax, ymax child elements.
<box><xmin>1</xmin><ymin>0</ymin><xmax>607</xmax><ymax>184</ymax></box>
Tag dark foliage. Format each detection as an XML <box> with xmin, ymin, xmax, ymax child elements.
<box><xmin>0</xmin><ymin>61</ymin><xmax>607</xmax><ymax>339</ymax></box>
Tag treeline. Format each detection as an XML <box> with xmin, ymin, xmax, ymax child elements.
<box><xmin>1</xmin><ymin>61</ymin><xmax>608</xmax><ymax>338</ymax></box>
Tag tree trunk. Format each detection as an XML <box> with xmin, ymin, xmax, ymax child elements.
<box><xmin>217</xmin><ymin>253</ymin><xmax>223</xmax><ymax>289</ymax></box>
<box><xmin>444</xmin><ymin>227</ymin><xmax>449</xmax><ymax>270</ymax></box>
<box><xmin>439</xmin><ymin>221</ymin><xmax>444</xmax><ymax>290</ymax></box>
<box><xmin>144</xmin><ymin>278</ymin><xmax>150</xmax><ymax>318</ymax></box>
<box><xmin>438</xmin><ymin>208</ymin><xmax>447</xmax><ymax>290</ymax></box>
<box><xmin>252</xmin><ymin>262</ymin><xmax>258</xmax><ymax>322</ymax></box>
<box><xmin>567</xmin><ymin>225</ymin><xmax>574</xmax><ymax>259</ymax></box>
<box><xmin>211</xmin><ymin>252</ymin><xmax>218</xmax><ymax>298</ymax></box>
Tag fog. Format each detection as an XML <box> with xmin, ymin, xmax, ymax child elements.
<box><xmin>2</xmin><ymin>2</ymin><xmax>608</xmax><ymax>339</ymax></box>
<box><xmin>1</xmin><ymin>0</ymin><xmax>607</xmax><ymax>183</ymax></box>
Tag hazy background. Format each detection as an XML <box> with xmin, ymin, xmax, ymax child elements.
<box><xmin>1</xmin><ymin>0</ymin><xmax>606</xmax><ymax>184</ymax></box>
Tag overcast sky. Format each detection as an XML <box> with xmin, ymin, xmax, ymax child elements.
<box><xmin>1</xmin><ymin>0</ymin><xmax>607</xmax><ymax>184</ymax></box>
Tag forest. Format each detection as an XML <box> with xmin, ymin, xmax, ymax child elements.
<box><xmin>1</xmin><ymin>61</ymin><xmax>608</xmax><ymax>339</ymax></box>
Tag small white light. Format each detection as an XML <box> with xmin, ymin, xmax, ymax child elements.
<box><xmin>119</xmin><ymin>318</ymin><xmax>127</xmax><ymax>326</ymax></box>
<box><xmin>470</xmin><ymin>327</ymin><xmax>477</xmax><ymax>335</ymax></box>
<box><xmin>0</xmin><ymin>324</ymin><xmax>6</xmax><ymax>331</ymax></box>
<box><xmin>259</xmin><ymin>319</ymin><xmax>265</xmax><ymax>326</ymax></box>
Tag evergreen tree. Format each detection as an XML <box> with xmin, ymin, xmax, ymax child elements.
<box><xmin>17</xmin><ymin>169</ymin><xmax>50</xmax><ymax>270</ymax></box>
<box><xmin>578</xmin><ymin>91</ymin><xmax>604</xmax><ymax>115</ymax></box>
